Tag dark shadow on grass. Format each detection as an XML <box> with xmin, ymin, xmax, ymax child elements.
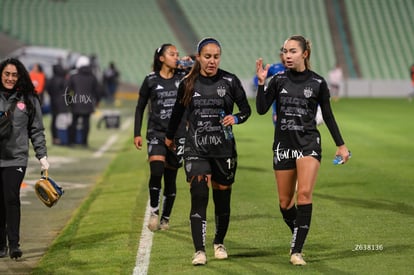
<box><xmin>318</xmin><ymin>180</ymin><xmax>370</xmax><ymax>189</ymax></box>
<box><xmin>305</xmin><ymin>243</ymin><xmax>411</xmax><ymax>275</ymax></box>
<box><xmin>237</xmin><ymin>165</ymin><xmax>268</xmax><ymax>173</ymax></box>
<box><xmin>225</xmin><ymin>240</ymin><xmax>287</xmax><ymax>257</ymax></box>
<box><xmin>230</xmin><ymin>213</ymin><xmax>278</xmax><ymax>222</ymax></box>
<box><xmin>230</xmin><ymin>248</ymin><xmax>275</xmax><ymax>258</ymax></box>
<box><xmin>307</xmin><ymin>243</ymin><xmax>411</xmax><ymax>263</ymax></box>
<box><xmin>51</xmin><ymin>231</ymin><xmax>129</xmax><ymax>251</ymax></box>
<box><xmin>314</xmin><ymin>193</ymin><xmax>414</xmax><ymax>217</ymax></box>
<box><xmin>156</xmin><ymin>227</ymin><xmax>191</xmax><ymax>243</ymax></box>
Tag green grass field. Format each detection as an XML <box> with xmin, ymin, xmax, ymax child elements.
<box><xmin>32</xmin><ymin>98</ymin><xmax>414</xmax><ymax>275</ymax></box>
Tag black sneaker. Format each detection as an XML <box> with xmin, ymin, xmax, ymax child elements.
<box><xmin>0</xmin><ymin>246</ymin><xmax>7</xmax><ymax>258</ymax></box>
<box><xmin>9</xmin><ymin>246</ymin><xmax>22</xmax><ymax>260</ymax></box>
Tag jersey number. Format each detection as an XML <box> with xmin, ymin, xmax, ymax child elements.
<box><xmin>177</xmin><ymin>145</ymin><xmax>185</xmax><ymax>156</ymax></box>
<box><xmin>226</xmin><ymin>158</ymin><xmax>235</xmax><ymax>170</ymax></box>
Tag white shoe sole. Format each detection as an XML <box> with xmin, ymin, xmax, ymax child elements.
<box><xmin>290</xmin><ymin>253</ymin><xmax>306</xmax><ymax>265</ymax></box>
<box><xmin>192</xmin><ymin>251</ymin><xmax>207</xmax><ymax>265</ymax></box>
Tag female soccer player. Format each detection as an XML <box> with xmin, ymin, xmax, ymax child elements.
<box><xmin>134</xmin><ymin>44</ymin><xmax>189</xmax><ymax>231</ymax></box>
<box><xmin>165</xmin><ymin>37</ymin><xmax>251</xmax><ymax>265</ymax></box>
<box><xmin>256</xmin><ymin>35</ymin><xmax>350</xmax><ymax>265</ymax></box>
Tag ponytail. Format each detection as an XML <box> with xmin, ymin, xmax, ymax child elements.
<box><xmin>152</xmin><ymin>43</ymin><xmax>172</xmax><ymax>72</ymax></box>
<box><xmin>181</xmin><ymin>61</ymin><xmax>201</xmax><ymax>106</ymax></box>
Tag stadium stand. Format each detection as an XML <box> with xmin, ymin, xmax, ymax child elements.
<box><xmin>345</xmin><ymin>0</ymin><xmax>414</xmax><ymax>80</ymax></box>
<box><xmin>0</xmin><ymin>0</ymin><xmax>184</xmax><ymax>85</ymax></box>
<box><xmin>0</xmin><ymin>0</ymin><xmax>413</xmax><ymax>85</ymax></box>
<box><xmin>177</xmin><ymin>0</ymin><xmax>335</xmax><ymax>80</ymax></box>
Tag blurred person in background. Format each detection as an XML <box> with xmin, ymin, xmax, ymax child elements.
<box><xmin>409</xmin><ymin>63</ymin><xmax>414</xmax><ymax>101</ymax></box>
<box><xmin>29</xmin><ymin>63</ymin><xmax>46</xmax><ymax>105</ymax></box>
<box><xmin>0</xmin><ymin>58</ymin><xmax>49</xmax><ymax>260</ymax></box>
<box><xmin>134</xmin><ymin>44</ymin><xmax>189</xmax><ymax>232</ymax></box>
<box><xmin>256</xmin><ymin>35</ymin><xmax>350</xmax><ymax>266</ymax></box>
<box><xmin>165</xmin><ymin>37</ymin><xmax>251</xmax><ymax>265</ymax></box>
<box><xmin>67</xmin><ymin>56</ymin><xmax>100</xmax><ymax>147</ymax></box>
<box><xmin>89</xmin><ymin>54</ymin><xmax>102</xmax><ymax>83</ymax></box>
<box><xmin>102</xmin><ymin>61</ymin><xmax>120</xmax><ymax>105</ymax></box>
<box><xmin>46</xmin><ymin>63</ymin><xmax>70</xmax><ymax>145</ymax></box>
<box><xmin>327</xmin><ymin>62</ymin><xmax>343</xmax><ymax>102</ymax></box>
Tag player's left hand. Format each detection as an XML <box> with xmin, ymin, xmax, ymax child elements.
<box><xmin>165</xmin><ymin>137</ymin><xmax>175</xmax><ymax>151</ymax></box>
<box><xmin>335</xmin><ymin>145</ymin><xmax>351</xmax><ymax>164</ymax></box>
<box><xmin>221</xmin><ymin>115</ymin><xmax>236</xmax><ymax>126</ymax></box>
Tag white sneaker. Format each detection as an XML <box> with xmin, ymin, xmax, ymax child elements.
<box><xmin>214</xmin><ymin>244</ymin><xmax>228</xmax><ymax>259</ymax></box>
<box><xmin>289</xmin><ymin>249</ymin><xmax>305</xmax><ymax>256</ymax></box>
<box><xmin>147</xmin><ymin>213</ymin><xmax>159</xmax><ymax>232</ymax></box>
<box><xmin>159</xmin><ymin>219</ymin><xmax>169</xmax><ymax>230</ymax></box>
<box><xmin>192</xmin><ymin>250</ymin><xmax>207</xmax><ymax>265</ymax></box>
<box><xmin>290</xmin><ymin>253</ymin><xmax>306</xmax><ymax>265</ymax></box>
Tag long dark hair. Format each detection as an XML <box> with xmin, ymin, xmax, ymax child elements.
<box><xmin>0</xmin><ymin>58</ymin><xmax>36</xmax><ymax>93</ymax></box>
<box><xmin>0</xmin><ymin>58</ymin><xmax>38</xmax><ymax>115</ymax></box>
<box><xmin>181</xmin><ymin>37</ymin><xmax>221</xmax><ymax>106</ymax></box>
<box><xmin>180</xmin><ymin>62</ymin><xmax>201</xmax><ymax>106</ymax></box>
<box><xmin>152</xmin><ymin>43</ymin><xmax>173</xmax><ymax>72</ymax></box>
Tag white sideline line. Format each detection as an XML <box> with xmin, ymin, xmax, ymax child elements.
<box><xmin>92</xmin><ymin>117</ymin><xmax>132</xmax><ymax>158</ymax></box>
<box><xmin>120</xmin><ymin>117</ymin><xmax>133</xmax><ymax>131</ymax></box>
<box><xmin>133</xmin><ymin>201</ymin><xmax>153</xmax><ymax>275</ymax></box>
<box><xmin>91</xmin><ymin>116</ymin><xmax>154</xmax><ymax>274</ymax></box>
<box><xmin>93</xmin><ymin>135</ymin><xmax>118</xmax><ymax>158</ymax></box>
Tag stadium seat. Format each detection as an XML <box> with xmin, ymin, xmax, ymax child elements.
<box><xmin>0</xmin><ymin>0</ymin><xmax>412</xmax><ymax>83</ymax></box>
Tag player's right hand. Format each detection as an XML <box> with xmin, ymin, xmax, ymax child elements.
<box><xmin>134</xmin><ymin>136</ymin><xmax>143</xmax><ymax>150</ymax></box>
<box><xmin>256</xmin><ymin>58</ymin><xmax>270</xmax><ymax>85</ymax></box>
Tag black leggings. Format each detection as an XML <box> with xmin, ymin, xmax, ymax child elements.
<box><xmin>0</xmin><ymin>166</ymin><xmax>26</xmax><ymax>248</ymax></box>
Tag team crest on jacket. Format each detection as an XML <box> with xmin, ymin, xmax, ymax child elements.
<box><xmin>303</xmin><ymin>87</ymin><xmax>313</xmax><ymax>98</ymax></box>
<box><xmin>217</xmin><ymin>86</ymin><xmax>226</xmax><ymax>97</ymax></box>
<box><xmin>185</xmin><ymin>162</ymin><xmax>192</xmax><ymax>173</ymax></box>
<box><xmin>17</xmin><ymin>101</ymin><xmax>26</xmax><ymax>110</ymax></box>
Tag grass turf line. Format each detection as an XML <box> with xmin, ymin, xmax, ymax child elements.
<box><xmin>32</xmin><ymin>133</ymin><xmax>149</xmax><ymax>274</ymax></box>
<box><xmin>33</xmin><ymin>98</ymin><xmax>414</xmax><ymax>274</ymax></box>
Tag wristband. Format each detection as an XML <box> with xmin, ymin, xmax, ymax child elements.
<box><xmin>232</xmin><ymin>115</ymin><xmax>239</xmax><ymax>124</ymax></box>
